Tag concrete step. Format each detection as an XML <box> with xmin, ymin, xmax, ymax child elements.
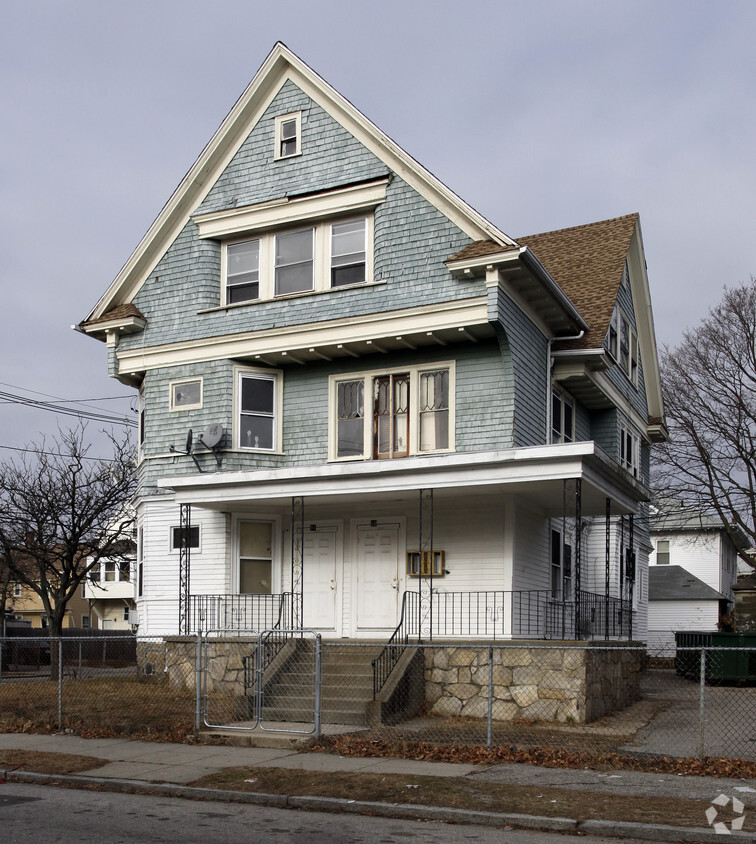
<box><xmin>261</xmin><ymin>706</ymin><xmax>367</xmax><ymax>727</ymax></box>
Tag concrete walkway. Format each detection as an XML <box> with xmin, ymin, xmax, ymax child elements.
<box><xmin>1</xmin><ymin>732</ymin><xmax>755</xmax><ymax>841</ymax></box>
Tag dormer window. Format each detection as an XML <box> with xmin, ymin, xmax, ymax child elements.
<box><xmin>275</xmin><ymin>112</ymin><xmax>301</xmax><ymax>159</ymax></box>
<box><xmin>221</xmin><ymin>216</ymin><xmax>372</xmax><ymax>304</ymax></box>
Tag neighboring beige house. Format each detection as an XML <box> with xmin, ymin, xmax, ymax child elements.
<box><xmin>9</xmin><ymin>581</ymin><xmax>91</xmax><ymax>629</ymax></box>
<box><xmin>82</xmin><ymin>558</ymin><xmax>137</xmax><ymax>630</ymax></box>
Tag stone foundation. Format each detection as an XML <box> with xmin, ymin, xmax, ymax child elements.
<box><xmin>137</xmin><ymin>636</ymin><xmax>254</xmax><ymax>694</ymax></box>
<box><xmin>424</xmin><ymin>642</ymin><xmax>642</xmax><ymax>724</ymax></box>
<box><xmin>141</xmin><ymin>638</ymin><xmax>642</xmax><ymax>725</ymax></box>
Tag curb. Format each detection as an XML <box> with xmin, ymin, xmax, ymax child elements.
<box><xmin>5</xmin><ymin>770</ymin><xmax>754</xmax><ymax>842</ymax></box>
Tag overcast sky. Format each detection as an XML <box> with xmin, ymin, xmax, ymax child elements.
<box><xmin>1</xmin><ymin>0</ymin><xmax>755</xmax><ymax>458</ymax></box>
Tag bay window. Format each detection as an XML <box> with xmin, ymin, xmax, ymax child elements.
<box><xmin>331</xmin><ymin>363</ymin><xmax>454</xmax><ymax>461</ymax></box>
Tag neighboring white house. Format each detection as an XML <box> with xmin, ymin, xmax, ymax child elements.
<box><xmin>647</xmin><ymin>565</ymin><xmax>728</xmax><ymax>656</ymax></box>
<box><xmin>648</xmin><ymin>501</ymin><xmax>745</xmax><ymax>653</ymax></box>
<box><xmin>78</xmin><ymin>43</ymin><xmax>668</xmax><ymax>644</ymax></box>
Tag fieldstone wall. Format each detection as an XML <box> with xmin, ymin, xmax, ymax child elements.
<box><xmin>137</xmin><ymin>636</ymin><xmax>253</xmax><ymax>694</ymax></box>
<box><xmin>425</xmin><ymin>643</ymin><xmax>642</xmax><ymax>724</ymax></box>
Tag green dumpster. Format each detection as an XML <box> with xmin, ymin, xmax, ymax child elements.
<box><xmin>674</xmin><ymin>631</ymin><xmax>756</xmax><ymax>683</ymax></box>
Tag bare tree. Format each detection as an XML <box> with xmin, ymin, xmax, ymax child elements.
<box><xmin>655</xmin><ymin>279</ymin><xmax>756</xmax><ymax>565</ymax></box>
<box><xmin>0</xmin><ymin>425</ymin><xmax>136</xmax><ymax>642</ymax></box>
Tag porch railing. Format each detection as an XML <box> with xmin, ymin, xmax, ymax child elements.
<box><xmin>371</xmin><ymin>590</ymin><xmax>420</xmax><ymax>698</ymax></box>
<box><xmin>190</xmin><ymin>593</ymin><xmax>289</xmax><ymax>634</ymax></box>
<box><xmin>425</xmin><ymin>590</ymin><xmax>632</xmax><ymax>640</ymax></box>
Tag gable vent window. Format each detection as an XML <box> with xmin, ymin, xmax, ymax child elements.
<box><xmin>275</xmin><ymin>112</ymin><xmax>301</xmax><ymax>159</ymax></box>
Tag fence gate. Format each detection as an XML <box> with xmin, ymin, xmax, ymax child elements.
<box><xmin>200</xmin><ymin>629</ymin><xmax>321</xmax><ymax>736</ymax></box>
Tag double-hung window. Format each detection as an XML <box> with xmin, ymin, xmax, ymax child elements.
<box><xmin>331</xmin><ymin>218</ymin><xmax>366</xmax><ymax>286</ymax></box>
<box><xmin>235</xmin><ymin>369</ymin><xmax>282</xmax><ymax>452</ymax></box>
<box><xmin>551</xmin><ymin>388</ymin><xmax>574</xmax><ymax>444</ymax></box>
<box><xmin>226</xmin><ymin>239</ymin><xmax>260</xmax><ymax>303</ymax></box>
<box><xmin>655</xmin><ymin>539</ymin><xmax>670</xmax><ymax>565</ymax></box>
<box><xmin>275</xmin><ymin>228</ymin><xmax>314</xmax><ymax>295</ymax></box>
<box><xmin>221</xmin><ymin>216</ymin><xmax>371</xmax><ymax>304</ymax></box>
<box><xmin>608</xmin><ymin>305</ymin><xmax>639</xmax><ymax>386</ymax></box>
<box><xmin>331</xmin><ymin>364</ymin><xmax>454</xmax><ymax>461</ymax></box>
<box><xmin>619</xmin><ymin>424</ymin><xmax>640</xmax><ymax>478</ymax></box>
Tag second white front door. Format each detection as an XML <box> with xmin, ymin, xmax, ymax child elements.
<box><xmin>356</xmin><ymin>523</ymin><xmax>400</xmax><ymax>631</ymax></box>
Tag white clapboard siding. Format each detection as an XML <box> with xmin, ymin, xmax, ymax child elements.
<box><xmin>647</xmin><ymin>599</ymin><xmax>720</xmax><ymax>656</ymax></box>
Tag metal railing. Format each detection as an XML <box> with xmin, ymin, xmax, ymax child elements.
<box><xmin>372</xmin><ymin>590</ymin><xmax>419</xmax><ymax>698</ymax></box>
<box><xmin>189</xmin><ymin>593</ymin><xmax>288</xmax><ymax>634</ymax></box>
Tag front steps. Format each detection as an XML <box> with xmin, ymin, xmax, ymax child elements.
<box><xmin>259</xmin><ymin>640</ymin><xmax>384</xmax><ymax>727</ymax></box>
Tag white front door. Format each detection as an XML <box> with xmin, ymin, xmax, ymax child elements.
<box><xmin>302</xmin><ymin>526</ymin><xmax>338</xmax><ymax>631</ymax></box>
<box><xmin>356</xmin><ymin>523</ymin><xmax>400</xmax><ymax>630</ymax></box>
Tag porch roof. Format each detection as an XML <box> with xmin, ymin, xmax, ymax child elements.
<box><xmin>158</xmin><ymin>443</ymin><xmax>647</xmax><ymax>517</ymax></box>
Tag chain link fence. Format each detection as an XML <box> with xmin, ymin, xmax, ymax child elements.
<box><xmin>1</xmin><ymin>634</ymin><xmax>755</xmax><ymax>763</ymax></box>
<box><xmin>0</xmin><ymin>635</ymin><xmax>195</xmax><ymax>739</ymax></box>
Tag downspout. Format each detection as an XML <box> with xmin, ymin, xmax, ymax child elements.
<box><xmin>548</xmin><ymin>330</ymin><xmax>585</xmax><ymax>441</ymax></box>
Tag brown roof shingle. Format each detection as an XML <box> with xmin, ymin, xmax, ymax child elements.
<box><xmin>82</xmin><ymin>303</ymin><xmax>146</xmax><ymax>328</ymax></box>
<box><xmin>446</xmin><ymin>240</ymin><xmax>517</xmax><ymax>262</ymax></box>
<box><xmin>517</xmin><ymin>213</ymin><xmax>638</xmax><ymax>349</ymax></box>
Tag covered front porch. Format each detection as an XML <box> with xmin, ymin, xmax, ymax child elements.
<box><xmin>161</xmin><ymin>443</ymin><xmax>646</xmax><ymax>645</ymax></box>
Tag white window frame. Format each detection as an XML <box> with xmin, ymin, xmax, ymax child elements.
<box><xmin>234</xmin><ymin>367</ymin><xmax>283</xmax><ymax>453</ymax></box>
<box><xmin>220</xmin><ymin>215</ymin><xmax>373</xmax><ymax>305</ymax></box>
<box><xmin>328</xmin><ymin>361</ymin><xmax>455</xmax><ymax>462</ymax></box>
<box><xmin>619</xmin><ymin>424</ymin><xmax>640</xmax><ymax>478</ymax></box>
<box><xmin>274</xmin><ymin>111</ymin><xmax>301</xmax><ymax>160</ymax></box>
<box><xmin>169</xmin><ymin>377</ymin><xmax>203</xmax><ymax>411</ymax></box>
<box><xmin>169</xmin><ymin>524</ymin><xmax>202</xmax><ymax>553</ymax></box>
<box><xmin>233</xmin><ymin>517</ymin><xmax>280</xmax><ymax>594</ymax></box>
<box><xmin>138</xmin><ymin>382</ymin><xmax>145</xmax><ymax>463</ymax></box>
<box><xmin>655</xmin><ymin>539</ymin><xmax>670</xmax><ymax>565</ymax></box>
<box><xmin>608</xmin><ymin>305</ymin><xmax>638</xmax><ymax>387</ymax></box>
<box><xmin>551</xmin><ymin>387</ymin><xmax>575</xmax><ymax>444</ymax></box>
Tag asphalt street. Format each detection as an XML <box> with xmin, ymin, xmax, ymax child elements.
<box><xmin>0</xmin><ymin>782</ymin><xmax>629</xmax><ymax>844</ymax></box>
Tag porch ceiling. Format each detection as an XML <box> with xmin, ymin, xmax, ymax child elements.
<box><xmin>159</xmin><ymin>444</ymin><xmax>647</xmax><ymax>517</ymax></box>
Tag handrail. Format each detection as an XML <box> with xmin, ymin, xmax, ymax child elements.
<box><xmin>371</xmin><ymin>591</ymin><xmax>419</xmax><ymax>699</ymax></box>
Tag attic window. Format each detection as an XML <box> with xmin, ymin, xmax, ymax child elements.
<box><xmin>275</xmin><ymin>112</ymin><xmax>301</xmax><ymax>159</ymax></box>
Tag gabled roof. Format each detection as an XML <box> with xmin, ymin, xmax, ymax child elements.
<box><xmin>517</xmin><ymin>214</ymin><xmax>639</xmax><ymax>351</ymax></box>
<box><xmin>84</xmin><ymin>42</ymin><xmax>517</xmax><ymax>324</ymax></box>
<box><xmin>649</xmin><ymin>565</ymin><xmax>728</xmax><ymax>602</ymax></box>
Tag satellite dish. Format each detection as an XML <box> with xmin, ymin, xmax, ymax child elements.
<box><xmin>185</xmin><ymin>429</ymin><xmax>193</xmax><ymax>453</ymax></box>
<box><xmin>201</xmin><ymin>424</ymin><xmax>223</xmax><ymax>449</ymax></box>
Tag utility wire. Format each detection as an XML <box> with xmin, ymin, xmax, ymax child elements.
<box><xmin>0</xmin><ymin>444</ymin><xmax>129</xmax><ymax>463</ymax></box>
<box><xmin>0</xmin><ymin>390</ymin><xmax>136</xmax><ymax>427</ymax></box>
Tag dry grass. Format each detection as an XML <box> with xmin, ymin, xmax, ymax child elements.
<box><xmin>0</xmin><ymin>749</ymin><xmax>106</xmax><ymax>775</ymax></box>
<box><xmin>189</xmin><ymin>766</ymin><xmax>755</xmax><ymax>831</ymax></box>
<box><xmin>0</xmin><ymin>677</ymin><xmax>195</xmax><ymax>741</ymax></box>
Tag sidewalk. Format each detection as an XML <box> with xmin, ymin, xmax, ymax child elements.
<box><xmin>1</xmin><ymin>732</ymin><xmax>755</xmax><ymax>841</ymax></box>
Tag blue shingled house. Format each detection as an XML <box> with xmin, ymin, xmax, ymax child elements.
<box><xmin>79</xmin><ymin>43</ymin><xmax>667</xmax><ymax>648</ymax></box>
